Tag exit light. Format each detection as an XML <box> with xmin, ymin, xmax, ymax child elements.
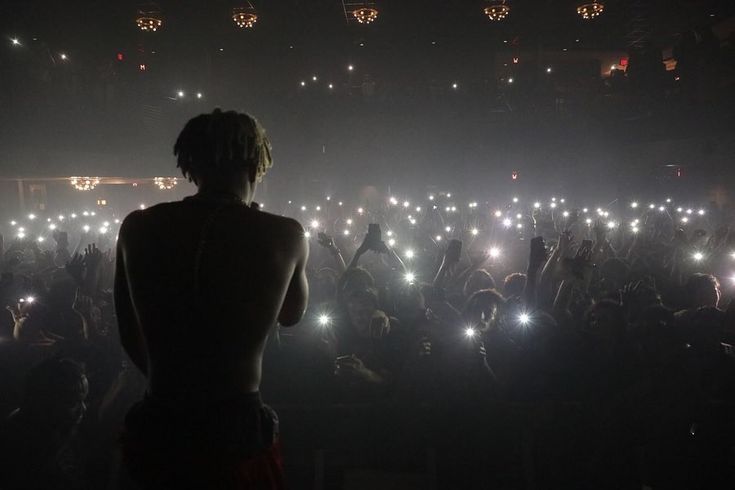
<box><xmin>512</xmin><ymin>170</ymin><xmax>519</xmax><ymax>180</ymax></box>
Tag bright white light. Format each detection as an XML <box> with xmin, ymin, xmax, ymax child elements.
<box><xmin>357</xmin><ymin>207</ymin><xmax>364</xmax><ymax>214</ymax></box>
<box><xmin>516</xmin><ymin>213</ymin><xmax>523</xmax><ymax>219</ymax></box>
<box><xmin>49</xmin><ymin>224</ymin><xmax>56</xmax><ymax>230</ymax></box>
<box><xmin>346</xmin><ymin>219</ymin><xmax>353</xmax><ymax>225</ymax></box>
<box><xmin>676</xmin><ymin>207</ymin><xmax>683</xmax><ymax>213</ymax></box>
<box><xmin>435</xmin><ymin>235</ymin><xmax>442</xmax><ymax>241</ymax></box>
<box><xmin>666</xmin><ymin>198</ymin><xmax>672</xmax><ymax>203</ymax></box>
<box><xmin>658</xmin><ymin>206</ymin><xmax>666</xmax><ymax>212</ymax></box>
<box><xmin>452</xmin><ymin>82</ymin><xmax>459</xmax><ymax>89</ymax></box>
<box><xmin>26</xmin><ymin>296</ymin><xmax>35</xmax><ymax>304</ymax></box>
<box><xmin>312</xmin><ymin>75</ymin><xmax>318</xmax><ymax>81</ymax></box>
<box><xmin>16</xmin><ymin>232</ymin><xmax>25</xmax><ymax>239</ymax></box>
<box><xmin>300</xmin><ymin>81</ymin><xmax>306</xmax><ymax>87</ymax></box>
<box><xmin>404</xmin><ymin>272</ymin><xmax>416</xmax><ymax>284</ymax></box>
<box><xmin>405</xmin><ymin>249</ymin><xmax>415</xmax><ymax>259</ymax></box>
<box><xmin>681</xmin><ymin>217</ymin><xmax>689</xmax><ymax>223</ymax></box>
<box><xmin>516</xmin><ymin>223</ymin><xmax>523</xmax><ymax>229</ymax></box>
<box><xmin>177</xmin><ymin>90</ymin><xmax>185</xmax><ymax>98</ymax></box>
<box><xmin>464</xmin><ymin>327</ymin><xmax>476</xmax><ymax>338</ymax></box>
<box><xmin>348</xmin><ymin>64</ymin><xmax>354</xmax><ymax>71</ymax></box>
<box><xmin>71</xmin><ymin>213</ymin><xmax>77</xmax><ymax>218</ymax></box>
<box><xmin>338</xmin><ymin>202</ymin><xmax>343</xmax><ymax>206</ymax></box>
<box><xmin>389</xmin><ymin>197</ymin><xmax>398</xmax><ymax>205</ymax></box>
<box><xmin>692</xmin><ymin>252</ymin><xmax>704</xmax><ymax>262</ymax></box>
<box><xmin>315</xmin><ymin>206</ymin><xmax>321</xmax><ymax>211</ymax></box>
<box><xmin>409</xmin><ymin>218</ymin><xmax>417</xmax><ymax>225</ymax></box>
<box><xmin>301</xmin><ymin>205</ymin><xmax>307</xmax><ymax>211</ymax></box>
<box><xmin>328</xmin><ymin>83</ymin><xmax>334</xmax><ymax>90</ymax></box>
<box><xmin>10</xmin><ymin>220</ymin><xmax>16</xmax><ymax>226</ymax></box>
<box><xmin>310</xmin><ymin>220</ymin><xmax>320</xmax><ymax>229</ymax></box>
<box><xmin>318</xmin><ymin>314</ymin><xmax>331</xmax><ymax>327</ymax></box>
<box><xmin>114</xmin><ymin>219</ymin><xmax>120</xmax><ymax>224</ymax></box>
<box><xmin>99</xmin><ymin>227</ymin><xmax>108</xmax><ymax>234</ymax></box>
<box><xmin>607</xmin><ymin>221</ymin><xmax>616</xmax><ymax>229</ymax></box>
<box><xmin>512</xmin><ymin>197</ymin><xmax>519</xmax><ymax>203</ymax></box>
<box><xmin>603</xmin><ymin>212</ymin><xmax>609</xmax><ymax>218</ymax></box>
<box><xmin>304</xmin><ymin>231</ymin><xmax>312</xmax><ymax>238</ymax></box>
<box><xmin>489</xmin><ymin>247</ymin><xmax>501</xmax><ymax>259</ymax></box>
<box><xmin>631</xmin><ymin>227</ymin><xmax>639</xmax><ymax>234</ymax></box>
<box><xmin>518</xmin><ymin>313</ymin><xmax>530</xmax><ymax>325</ymax></box>
<box><xmin>403</xmin><ymin>201</ymin><xmax>410</xmax><ymax>208</ymax></box>
<box><xmin>341</xmin><ymin>229</ymin><xmax>349</xmax><ymax>236</ymax></box>
<box><xmin>546</xmin><ymin>67</ymin><xmax>552</xmax><ymax>73</ymax></box>
<box><xmin>83</xmin><ymin>211</ymin><xmax>89</xmax><ymax>216</ymax></box>
<box><xmin>534</xmin><ymin>202</ymin><xmax>541</xmax><ymax>208</ymax></box>
<box><xmin>631</xmin><ymin>202</ymin><xmax>638</xmax><ymax>208</ymax></box>
<box><xmin>585</xmin><ymin>218</ymin><xmax>592</xmax><ymax>225</ymax></box>
<box><xmin>139</xmin><ymin>204</ymin><xmax>146</xmax><ymax>210</ymax></box>
<box><xmin>445</xmin><ymin>226</ymin><xmax>451</xmax><ymax>233</ymax></box>
<box><xmin>429</xmin><ymin>195</ymin><xmax>435</xmax><ymax>201</ymax></box>
<box><xmin>447</xmin><ymin>193</ymin><xmax>452</xmax><ymax>198</ymax></box>
<box><xmin>508</xmin><ymin>77</ymin><xmax>514</xmax><ymax>84</ymax></box>
<box><xmin>18</xmin><ymin>227</ymin><xmax>25</xmax><ymax>232</ymax></box>
<box><xmin>451</xmin><ymin>206</ymin><xmax>457</xmax><ymax>212</ymax></box>
<box><xmin>37</xmin><ymin>237</ymin><xmax>44</xmax><ymax>243</ymax></box>
<box><xmin>103</xmin><ymin>221</ymin><xmax>109</xmax><ymax>227</ymax></box>
<box><xmin>416</xmin><ymin>207</ymin><xmax>422</xmax><ymax>212</ymax></box>
<box><xmin>388</xmin><ymin>238</ymin><xmax>396</xmax><ymax>247</ymax></box>
<box><xmin>386</xmin><ymin>230</ymin><xmax>393</xmax><ymax>237</ymax></box>
<box><xmin>58</xmin><ymin>215</ymin><xmax>65</xmax><ymax>220</ymax></box>
<box><xmin>11</xmin><ymin>38</ymin><xmax>21</xmax><ymax>46</ymax></box>
<box><xmin>82</xmin><ymin>225</ymin><xmax>90</xmax><ymax>233</ymax></box>
<box><xmin>471</xmin><ymin>228</ymin><xmax>479</xmax><ymax>236</ymax></box>
<box><xmin>503</xmin><ymin>218</ymin><xmax>512</xmax><ymax>228</ymax></box>
<box><xmin>28</xmin><ymin>214</ymin><xmax>36</xmax><ymax>220</ymax></box>
<box><xmin>196</xmin><ymin>92</ymin><xmax>203</xmax><ymax>99</ymax></box>
<box><xmin>582</xmin><ymin>208</ymin><xmax>588</xmax><ymax>213</ymax></box>
<box><xmin>494</xmin><ymin>210</ymin><xmax>503</xmax><ymax>218</ymax></box>
<box><xmin>730</xmin><ymin>252</ymin><xmax>735</xmax><ymax>260</ymax></box>
<box><xmin>550</xmin><ymin>202</ymin><xmax>557</xmax><ymax>209</ymax></box>
<box><xmin>686</xmin><ymin>209</ymin><xmax>692</xmax><ymax>215</ymax></box>
<box><xmin>698</xmin><ymin>209</ymin><xmax>705</xmax><ymax>216</ymax></box>
<box><xmin>649</xmin><ymin>204</ymin><xmax>655</xmax><ymax>209</ymax></box>
<box><xmin>563</xmin><ymin>211</ymin><xmax>570</xmax><ymax>217</ymax></box>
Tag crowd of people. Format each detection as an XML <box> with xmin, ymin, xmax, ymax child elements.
<box><xmin>1</xmin><ymin>189</ymin><xmax>734</xmax><ymax>489</ymax></box>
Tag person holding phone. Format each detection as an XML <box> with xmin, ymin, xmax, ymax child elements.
<box><xmin>115</xmin><ymin>109</ymin><xmax>308</xmax><ymax>489</ymax></box>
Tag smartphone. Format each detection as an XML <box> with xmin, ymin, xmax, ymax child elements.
<box><xmin>446</xmin><ymin>239</ymin><xmax>462</xmax><ymax>263</ymax></box>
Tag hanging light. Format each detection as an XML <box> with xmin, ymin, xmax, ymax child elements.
<box><xmin>484</xmin><ymin>1</ymin><xmax>510</xmax><ymax>21</ymax></box>
<box><xmin>232</xmin><ymin>6</ymin><xmax>258</xmax><ymax>28</ymax></box>
<box><xmin>70</xmin><ymin>177</ymin><xmax>100</xmax><ymax>191</ymax></box>
<box><xmin>154</xmin><ymin>177</ymin><xmax>178</xmax><ymax>190</ymax></box>
<box><xmin>577</xmin><ymin>1</ymin><xmax>604</xmax><ymax>20</ymax></box>
<box><xmin>353</xmin><ymin>7</ymin><xmax>379</xmax><ymax>24</ymax></box>
<box><xmin>136</xmin><ymin>3</ymin><xmax>163</xmax><ymax>32</ymax></box>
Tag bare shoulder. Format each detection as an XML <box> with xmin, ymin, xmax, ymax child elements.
<box><xmin>118</xmin><ymin>210</ymin><xmax>146</xmax><ymax>244</ymax></box>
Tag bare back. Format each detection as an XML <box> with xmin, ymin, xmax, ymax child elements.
<box><xmin>115</xmin><ymin>196</ymin><xmax>308</xmax><ymax>401</ymax></box>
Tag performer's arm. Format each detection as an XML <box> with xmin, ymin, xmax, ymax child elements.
<box><xmin>114</xmin><ymin>212</ymin><xmax>148</xmax><ymax>375</ymax></box>
<box><xmin>278</xmin><ymin>220</ymin><xmax>309</xmax><ymax>327</ymax></box>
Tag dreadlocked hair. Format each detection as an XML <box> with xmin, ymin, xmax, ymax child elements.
<box><xmin>173</xmin><ymin>109</ymin><xmax>273</xmax><ymax>185</ymax></box>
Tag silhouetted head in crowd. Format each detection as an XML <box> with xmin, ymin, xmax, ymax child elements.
<box><xmin>503</xmin><ymin>273</ymin><xmax>526</xmax><ymax>299</ymax></box>
<box><xmin>598</xmin><ymin>258</ymin><xmax>630</xmax><ymax>297</ymax></box>
<box><xmin>338</xmin><ymin>267</ymin><xmax>375</xmax><ymax>300</ymax></box>
<box><xmin>344</xmin><ymin>288</ymin><xmax>380</xmax><ymax>337</ymax></box>
<box><xmin>174</xmin><ymin>109</ymin><xmax>272</xmax><ymax>202</ymax></box>
<box><xmin>462</xmin><ymin>289</ymin><xmax>504</xmax><ymax>333</ymax></box>
<box><xmin>685</xmin><ymin>273</ymin><xmax>721</xmax><ymax>309</ymax></box>
<box><xmin>21</xmin><ymin>358</ymin><xmax>88</xmax><ymax>433</ymax></box>
<box><xmin>464</xmin><ymin>269</ymin><xmax>496</xmax><ymax>299</ymax></box>
<box><xmin>395</xmin><ymin>283</ymin><xmax>426</xmax><ymax>323</ymax></box>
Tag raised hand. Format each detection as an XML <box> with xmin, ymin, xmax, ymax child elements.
<box><xmin>529</xmin><ymin>236</ymin><xmax>548</xmax><ymax>271</ymax></box>
<box><xmin>65</xmin><ymin>253</ymin><xmax>85</xmax><ymax>286</ymax></box>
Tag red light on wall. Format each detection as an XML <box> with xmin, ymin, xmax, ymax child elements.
<box><xmin>619</xmin><ymin>58</ymin><xmax>628</xmax><ymax>67</ymax></box>
<box><xmin>116</xmin><ymin>52</ymin><xmax>124</xmax><ymax>61</ymax></box>
<box><xmin>512</xmin><ymin>57</ymin><xmax>519</xmax><ymax>64</ymax></box>
<box><xmin>139</xmin><ymin>63</ymin><xmax>147</xmax><ymax>71</ymax></box>
<box><xmin>512</xmin><ymin>171</ymin><xmax>519</xmax><ymax>180</ymax></box>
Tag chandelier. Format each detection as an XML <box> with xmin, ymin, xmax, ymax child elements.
<box><xmin>232</xmin><ymin>7</ymin><xmax>258</xmax><ymax>28</ymax></box>
<box><xmin>154</xmin><ymin>177</ymin><xmax>178</xmax><ymax>190</ymax></box>
<box><xmin>484</xmin><ymin>1</ymin><xmax>510</xmax><ymax>21</ymax></box>
<box><xmin>577</xmin><ymin>1</ymin><xmax>604</xmax><ymax>20</ymax></box>
<box><xmin>136</xmin><ymin>4</ymin><xmax>163</xmax><ymax>32</ymax></box>
<box><xmin>70</xmin><ymin>177</ymin><xmax>100</xmax><ymax>191</ymax></box>
<box><xmin>353</xmin><ymin>7</ymin><xmax>379</xmax><ymax>24</ymax></box>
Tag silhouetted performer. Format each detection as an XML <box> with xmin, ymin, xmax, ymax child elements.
<box><xmin>115</xmin><ymin>109</ymin><xmax>309</xmax><ymax>489</ymax></box>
